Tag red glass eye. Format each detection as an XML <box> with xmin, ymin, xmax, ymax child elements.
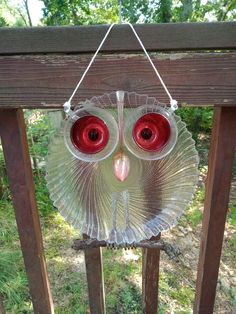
<box><xmin>71</xmin><ymin>115</ymin><xmax>109</xmax><ymax>154</ymax></box>
<box><xmin>132</xmin><ymin>113</ymin><xmax>171</xmax><ymax>152</ymax></box>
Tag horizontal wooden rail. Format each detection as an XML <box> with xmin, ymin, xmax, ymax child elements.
<box><xmin>0</xmin><ymin>53</ymin><xmax>236</xmax><ymax>108</ymax></box>
<box><xmin>0</xmin><ymin>22</ymin><xmax>235</xmax><ymax>55</ymax></box>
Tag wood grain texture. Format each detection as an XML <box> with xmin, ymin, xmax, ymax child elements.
<box><xmin>194</xmin><ymin>107</ymin><xmax>236</xmax><ymax>314</ymax></box>
<box><xmin>0</xmin><ymin>53</ymin><xmax>236</xmax><ymax>108</ymax></box>
<box><xmin>142</xmin><ymin>235</ymin><xmax>160</xmax><ymax>314</ymax></box>
<box><xmin>0</xmin><ymin>109</ymin><xmax>54</xmax><ymax>314</ymax></box>
<box><xmin>83</xmin><ymin>235</ymin><xmax>105</xmax><ymax>314</ymax></box>
<box><xmin>0</xmin><ymin>22</ymin><xmax>235</xmax><ymax>55</ymax></box>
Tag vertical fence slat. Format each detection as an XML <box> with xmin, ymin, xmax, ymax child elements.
<box><xmin>83</xmin><ymin>234</ymin><xmax>105</xmax><ymax>314</ymax></box>
<box><xmin>194</xmin><ymin>107</ymin><xmax>236</xmax><ymax>314</ymax></box>
<box><xmin>142</xmin><ymin>235</ymin><xmax>160</xmax><ymax>314</ymax></box>
<box><xmin>0</xmin><ymin>109</ymin><xmax>54</xmax><ymax>314</ymax></box>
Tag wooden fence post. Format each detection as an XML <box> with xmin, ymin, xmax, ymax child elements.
<box><xmin>142</xmin><ymin>235</ymin><xmax>160</xmax><ymax>314</ymax></box>
<box><xmin>83</xmin><ymin>234</ymin><xmax>105</xmax><ymax>314</ymax></box>
<box><xmin>194</xmin><ymin>107</ymin><xmax>236</xmax><ymax>314</ymax></box>
<box><xmin>0</xmin><ymin>109</ymin><xmax>54</xmax><ymax>314</ymax></box>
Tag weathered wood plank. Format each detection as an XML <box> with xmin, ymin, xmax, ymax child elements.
<box><xmin>0</xmin><ymin>53</ymin><xmax>236</xmax><ymax>108</ymax></box>
<box><xmin>0</xmin><ymin>109</ymin><xmax>54</xmax><ymax>314</ymax></box>
<box><xmin>0</xmin><ymin>22</ymin><xmax>235</xmax><ymax>55</ymax></box>
<box><xmin>193</xmin><ymin>107</ymin><xmax>236</xmax><ymax>314</ymax></box>
<box><xmin>142</xmin><ymin>235</ymin><xmax>160</xmax><ymax>314</ymax></box>
<box><xmin>83</xmin><ymin>234</ymin><xmax>105</xmax><ymax>314</ymax></box>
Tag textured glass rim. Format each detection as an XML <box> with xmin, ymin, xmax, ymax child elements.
<box><xmin>46</xmin><ymin>102</ymin><xmax>199</xmax><ymax>243</ymax></box>
<box><xmin>64</xmin><ymin>106</ymin><xmax>119</xmax><ymax>162</ymax></box>
<box><xmin>123</xmin><ymin>104</ymin><xmax>178</xmax><ymax>160</ymax></box>
<box><xmin>46</xmin><ymin>92</ymin><xmax>199</xmax><ymax>244</ymax></box>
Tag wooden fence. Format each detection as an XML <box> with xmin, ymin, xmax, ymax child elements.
<box><xmin>0</xmin><ymin>22</ymin><xmax>236</xmax><ymax>313</ymax></box>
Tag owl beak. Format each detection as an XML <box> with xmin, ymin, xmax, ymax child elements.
<box><xmin>113</xmin><ymin>151</ymin><xmax>130</xmax><ymax>182</ymax></box>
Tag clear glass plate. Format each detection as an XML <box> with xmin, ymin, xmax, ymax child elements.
<box><xmin>46</xmin><ymin>91</ymin><xmax>199</xmax><ymax>244</ymax></box>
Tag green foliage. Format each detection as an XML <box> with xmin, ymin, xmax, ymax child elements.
<box><xmin>118</xmin><ymin>284</ymin><xmax>141</xmax><ymax>313</ymax></box>
<box><xmin>159</xmin><ymin>270</ymin><xmax>195</xmax><ymax>311</ymax></box>
<box><xmin>0</xmin><ymin>201</ymin><xmax>32</xmax><ymax>312</ymax></box>
<box><xmin>0</xmin><ymin>110</ymin><xmax>53</xmax><ymax>205</ymax></box>
<box><xmin>178</xmin><ymin>188</ymin><xmax>204</xmax><ymax>228</ymax></box>
<box><xmin>0</xmin><ymin>201</ymin><xmax>16</xmax><ymax>246</ymax></box>
<box><xmin>0</xmin><ymin>144</ymin><xmax>10</xmax><ymax>200</ymax></box>
<box><xmin>41</xmin><ymin>0</ymin><xmax>120</xmax><ymax>25</ymax></box>
<box><xmin>102</xmin><ymin>248</ymin><xmax>142</xmax><ymax>313</ymax></box>
<box><xmin>0</xmin><ymin>16</ymin><xmax>8</xmax><ymax>26</ymax></box>
<box><xmin>0</xmin><ymin>251</ymin><xmax>30</xmax><ymax>312</ymax></box>
<box><xmin>1</xmin><ymin>188</ymin><xmax>235</xmax><ymax>313</ymax></box>
<box><xmin>1</xmin><ymin>0</ymin><xmax>235</xmax><ymax>28</ymax></box>
<box><xmin>170</xmin><ymin>286</ymin><xmax>194</xmax><ymax>308</ymax></box>
<box><xmin>122</xmin><ymin>0</ymin><xmax>236</xmax><ymax>23</ymax></box>
<box><xmin>40</xmin><ymin>0</ymin><xmax>236</xmax><ymax>26</ymax></box>
<box><xmin>0</xmin><ymin>0</ymin><xmax>30</xmax><ymax>27</ymax></box>
<box><xmin>178</xmin><ymin>107</ymin><xmax>213</xmax><ymax>142</ymax></box>
<box><xmin>187</xmin><ymin>208</ymin><xmax>202</xmax><ymax>228</ymax></box>
<box><xmin>231</xmin><ymin>234</ymin><xmax>236</xmax><ymax>251</ymax></box>
<box><xmin>207</xmin><ymin>0</ymin><xmax>236</xmax><ymax>21</ymax></box>
<box><xmin>35</xmin><ymin>175</ymin><xmax>55</xmax><ymax>217</ymax></box>
<box><xmin>228</xmin><ymin>205</ymin><xmax>236</xmax><ymax>228</ymax></box>
<box><xmin>24</xmin><ymin>110</ymin><xmax>52</xmax><ymax>161</ymax></box>
<box><xmin>42</xmin><ymin>0</ymin><xmax>89</xmax><ymax>25</ymax></box>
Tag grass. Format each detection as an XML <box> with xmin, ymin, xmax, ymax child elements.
<box><xmin>228</xmin><ymin>204</ymin><xmax>236</xmax><ymax>228</ymax></box>
<box><xmin>159</xmin><ymin>269</ymin><xmax>195</xmax><ymax>313</ymax></box>
<box><xmin>103</xmin><ymin>249</ymin><xmax>142</xmax><ymax>313</ymax></box>
<box><xmin>185</xmin><ymin>188</ymin><xmax>204</xmax><ymax>228</ymax></box>
<box><xmin>228</xmin><ymin>204</ymin><xmax>236</xmax><ymax>250</ymax></box>
<box><xmin>0</xmin><ymin>201</ymin><xmax>32</xmax><ymax>313</ymax></box>
<box><xmin>0</xmin><ymin>106</ymin><xmax>235</xmax><ymax>313</ymax></box>
<box><xmin>231</xmin><ymin>233</ymin><xmax>236</xmax><ymax>249</ymax></box>
<box><xmin>1</xmin><ymin>174</ymin><xmax>236</xmax><ymax>313</ymax></box>
<box><xmin>176</xmin><ymin>187</ymin><xmax>204</xmax><ymax>230</ymax></box>
<box><xmin>1</xmin><ymin>132</ymin><xmax>235</xmax><ymax>313</ymax></box>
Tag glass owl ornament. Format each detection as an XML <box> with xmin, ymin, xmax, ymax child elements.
<box><xmin>46</xmin><ymin>91</ymin><xmax>199</xmax><ymax>244</ymax></box>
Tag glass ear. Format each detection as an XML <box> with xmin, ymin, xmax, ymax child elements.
<box><xmin>123</xmin><ymin>105</ymin><xmax>178</xmax><ymax>160</ymax></box>
<box><xmin>64</xmin><ymin>107</ymin><xmax>118</xmax><ymax>162</ymax></box>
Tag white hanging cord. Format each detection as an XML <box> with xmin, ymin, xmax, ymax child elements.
<box><xmin>64</xmin><ymin>23</ymin><xmax>115</xmax><ymax>113</ymax></box>
<box><xmin>127</xmin><ymin>23</ymin><xmax>178</xmax><ymax>111</ymax></box>
<box><xmin>64</xmin><ymin>23</ymin><xmax>178</xmax><ymax>113</ymax></box>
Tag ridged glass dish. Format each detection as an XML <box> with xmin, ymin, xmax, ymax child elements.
<box><xmin>46</xmin><ymin>92</ymin><xmax>199</xmax><ymax>244</ymax></box>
